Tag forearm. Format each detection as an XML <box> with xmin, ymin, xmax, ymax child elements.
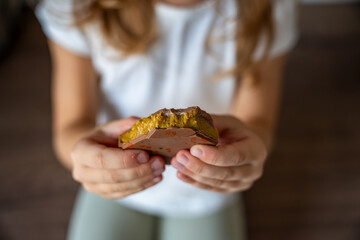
<box><xmin>53</xmin><ymin>121</ymin><xmax>95</xmax><ymax>170</ymax></box>
<box><xmin>48</xmin><ymin>41</ymin><xmax>99</xmax><ymax>170</ymax></box>
<box><xmin>232</xmin><ymin>55</ymin><xmax>286</xmax><ymax>152</ymax></box>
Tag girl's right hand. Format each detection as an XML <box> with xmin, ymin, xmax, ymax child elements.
<box><xmin>70</xmin><ymin>118</ymin><xmax>165</xmax><ymax>199</ymax></box>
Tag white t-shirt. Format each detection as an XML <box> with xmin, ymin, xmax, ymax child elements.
<box><xmin>36</xmin><ymin>0</ymin><xmax>298</xmax><ymax>218</ymax></box>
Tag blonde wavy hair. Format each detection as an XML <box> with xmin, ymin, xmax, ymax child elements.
<box><xmin>75</xmin><ymin>0</ymin><xmax>273</xmax><ymax>78</ymax></box>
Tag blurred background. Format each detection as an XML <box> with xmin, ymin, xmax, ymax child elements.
<box><xmin>0</xmin><ymin>0</ymin><xmax>359</xmax><ymax>240</ymax></box>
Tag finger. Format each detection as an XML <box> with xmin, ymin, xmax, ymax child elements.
<box><xmin>177</xmin><ymin>167</ymin><xmax>243</xmax><ymax>189</ymax></box>
<box><xmin>100</xmin><ymin>180</ymin><xmax>159</xmax><ymax>199</ymax></box>
<box><xmin>171</xmin><ymin>151</ymin><xmax>255</xmax><ymax>181</ymax></box>
<box><xmin>72</xmin><ymin>140</ymin><xmax>150</xmax><ymax>169</ymax></box>
<box><xmin>85</xmin><ymin>176</ymin><xmax>162</xmax><ymax>199</ymax></box>
<box><xmin>73</xmin><ymin>156</ymin><xmax>165</xmax><ymax>183</ymax></box>
<box><xmin>98</xmin><ymin>117</ymin><xmax>140</xmax><ymax>139</ymax></box>
<box><xmin>86</xmin><ymin>171</ymin><xmax>163</xmax><ymax>194</ymax></box>
<box><xmin>174</xmin><ymin>164</ymin><xmax>257</xmax><ymax>189</ymax></box>
<box><xmin>86</xmin><ymin>118</ymin><xmax>140</xmax><ymax>148</ymax></box>
<box><xmin>190</xmin><ymin>140</ymin><xmax>265</xmax><ymax>167</ymax></box>
<box><xmin>176</xmin><ymin>172</ymin><xmax>229</xmax><ymax>193</ymax></box>
<box><xmin>177</xmin><ymin>172</ymin><xmax>253</xmax><ymax>193</ymax></box>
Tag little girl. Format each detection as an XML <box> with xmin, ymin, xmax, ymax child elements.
<box><xmin>36</xmin><ymin>0</ymin><xmax>297</xmax><ymax>239</ymax></box>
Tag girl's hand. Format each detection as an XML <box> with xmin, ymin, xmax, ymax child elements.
<box><xmin>71</xmin><ymin>118</ymin><xmax>166</xmax><ymax>199</ymax></box>
<box><xmin>171</xmin><ymin>115</ymin><xmax>268</xmax><ymax>194</ymax></box>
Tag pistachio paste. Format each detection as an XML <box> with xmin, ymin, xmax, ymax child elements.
<box><xmin>120</xmin><ymin>107</ymin><xmax>218</xmax><ymax>144</ymax></box>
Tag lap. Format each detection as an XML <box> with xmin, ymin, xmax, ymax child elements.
<box><xmin>68</xmin><ymin>189</ymin><xmax>246</xmax><ymax>240</ymax></box>
<box><xmin>158</xmin><ymin>199</ymin><xmax>246</xmax><ymax>240</ymax></box>
<box><xmin>67</xmin><ymin>189</ymin><xmax>157</xmax><ymax>240</ymax></box>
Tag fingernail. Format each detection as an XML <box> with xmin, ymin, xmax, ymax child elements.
<box><xmin>153</xmin><ymin>177</ymin><xmax>161</xmax><ymax>183</ymax></box>
<box><xmin>151</xmin><ymin>158</ymin><xmax>163</xmax><ymax>170</ymax></box>
<box><xmin>172</xmin><ymin>159</ymin><xmax>184</xmax><ymax>170</ymax></box>
<box><xmin>179</xmin><ymin>173</ymin><xmax>192</xmax><ymax>181</ymax></box>
<box><xmin>177</xmin><ymin>154</ymin><xmax>189</xmax><ymax>166</ymax></box>
<box><xmin>137</xmin><ymin>152</ymin><xmax>148</xmax><ymax>163</ymax></box>
<box><xmin>191</xmin><ymin>146</ymin><xmax>203</xmax><ymax>159</ymax></box>
<box><xmin>154</xmin><ymin>169</ymin><xmax>163</xmax><ymax>176</ymax></box>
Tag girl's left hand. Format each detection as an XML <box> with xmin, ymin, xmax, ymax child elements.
<box><xmin>171</xmin><ymin>115</ymin><xmax>268</xmax><ymax>193</ymax></box>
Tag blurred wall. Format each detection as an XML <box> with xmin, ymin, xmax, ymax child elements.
<box><xmin>302</xmin><ymin>0</ymin><xmax>360</xmax><ymax>3</ymax></box>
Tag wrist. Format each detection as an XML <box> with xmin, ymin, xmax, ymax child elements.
<box><xmin>54</xmin><ymin>121</ymin><xmax>95</xmax><ymax>170</ymax></box>
<box><xmin>241</xmin><ymin>118</ymin><xmax>275</xmax><ymax>152</ymax></box>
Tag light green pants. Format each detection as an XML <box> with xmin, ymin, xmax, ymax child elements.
<box><xmin>68</xmin><ymin>189</ymin><xmax>247</xmax><ymax>240</ymax></box>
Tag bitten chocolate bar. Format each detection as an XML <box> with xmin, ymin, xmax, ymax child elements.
<box><xmin>119</xmin><ymin>107</ymin><xmax>218</xmax><ymax>164</ymax></box>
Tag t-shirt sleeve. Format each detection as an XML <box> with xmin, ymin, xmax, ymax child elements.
<box><xmin>35</xmin><ymin>0</ymin><xmax>91</xmax><ymax>56</ymax></box>
<box><xmin>253</xmin><ymin>0</ymin><xmax>299</xmax><ymax>60</ymax></box>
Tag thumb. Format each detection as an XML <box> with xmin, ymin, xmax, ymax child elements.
<box><xmin>211</xmin><ymin>115</ymin><xmax>244</xmax><ymax>132</ymax></box>
<box><xmin>211</xmin><ymin>115</ymin><xmax>249</xmax><ymax>143</ymax></box>
<box><xmin>99</xmin><ymin>117</ymin><xmax>140</xmax><ymax>139</ymax></box>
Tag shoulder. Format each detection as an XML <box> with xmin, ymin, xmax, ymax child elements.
<box><xmin>37</xmin><ymin>0</ymin><xmax>94</xmax><ymax>25</ymax></box>
<box><xmin>272</xmin><ymin>0</ymin><xmax>299</xmax><ymax>55</ymax></box>
<box><xmin>36</xmin><ymin>0</ymin><xmax>95</xmax><ymax>57</ymax></box>
<box><xmin>253</xmin><ymin>0</ymin><xmax>299</xmax><ymax>59</ymax></box>
<box><xmin>273</xmin><ymin>0</ymin><xmax>298</xmax><ymax>21</ymax></box>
